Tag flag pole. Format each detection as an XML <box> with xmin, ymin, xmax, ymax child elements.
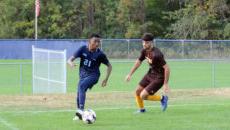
<box><xmin>35</xmin><ymin>0</ymin><xmax>39</xmax><ymax>40</ymax></box>
<box><xmin>35</xmin><ymin>8</ymin><xmax>37</xmax><ymax>40</ymax></box>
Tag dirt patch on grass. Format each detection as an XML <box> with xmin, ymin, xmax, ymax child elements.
<box><xmin>170</xmin><ymin>88</ymin><xmax>230</xmax><ymax>98</ymax></box>
<box><xmin>0</xmin><ymin>88</ymin><xmax>229</xmax><ymax>109</ymax></box>
<box><xmin>0</xmin><ymin>94</ymin><xmax>76</xmax><ymax>109</ymax></box>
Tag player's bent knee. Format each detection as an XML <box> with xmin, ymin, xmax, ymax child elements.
<box><xmin>135</xmin><ymin>89</ymin><xmax>141</xmax><ymax>96</ymax></box>
<box><xmin>140</xmin><ymin>91</ymin><xmax>148</xmax><ymax>100</ymax></box>
<box><xmin>140</xmin><ymin>94</ymin><xmax>147</xmax><ymax>100</ymax></box>
<box><xmin>135</xmin><ymin>89</ymin><xmax>142</xmax><ymax>96</ymax></box>
<box><xmin>135</xmin><ymin>86</ymin><xmax>144</xmax><ymax>95</ymax></box>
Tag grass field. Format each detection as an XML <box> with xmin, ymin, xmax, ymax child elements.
<box><xmin>0</xmin><ymin>60</ymin><xmax>230</xmax><ymax>130</ymax></box>
<box><xmin>0</xmin><ymin>89</ymin><xmax>230</xmax><ymax>130</ymax></box>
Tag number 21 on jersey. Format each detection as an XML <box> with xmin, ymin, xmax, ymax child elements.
<box><xmin>84</xmin><ymin>59</ymin><xmax>91</xmax><ymax>67</ymax></box>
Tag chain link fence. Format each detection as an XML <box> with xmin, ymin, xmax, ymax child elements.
<box><xmin>102</xmin><ymin>39</ymin><xmax>230</xmax><ymax>60</ymax></box>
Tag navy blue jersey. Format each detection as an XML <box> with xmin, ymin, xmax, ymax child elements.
<box><xmin>73</xmin><ymin>45</ymin><xmax>109</xmax><ymax>78</ymax></box>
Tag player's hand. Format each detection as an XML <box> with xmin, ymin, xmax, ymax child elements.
<box><xmin>163</xmin><ymin>83</ymin><xmax>170</xmax><ymax>94</ymax></box>
<box><xmin>125</xmin><ymin>74</ymin><xmax>131</xmax><ymax>82</ymax></box>
<box><xmin>145</xmin><ymin>57</ymin><xmax>152</xmax><ymax>64</ymax></box>
<box><xmin>69</xmin><ymin>63</ymin><xmax>76</xmax><ymax>69</ymax></box>
<box><xmin>101</xmin><ymin>79</ymin><xmax>108</xmax><ymax>87</ymax></box>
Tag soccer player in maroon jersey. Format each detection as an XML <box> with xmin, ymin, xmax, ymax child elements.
<box><xmin>125</xmin><ymin>33</ymin><xmax>170</xmax><ymax>113</ymax></box>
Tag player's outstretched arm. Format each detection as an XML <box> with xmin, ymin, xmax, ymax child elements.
<box><xmin>67</xmin><ymin>56</ymin><xmax>76</xmax><ymax>68</ymax></box>
<box><xmin>101</xmin><ymin>63</ymin><xmax>112</xmax><ymax>87</ymax></box>
<box><xmin>125</xmin><ymin>60</ymin><xmax>142</xmax><ymax>82</ymax></box>
<box><xmin>163</xmin><ymin>64</ymin><xmax>170</xmax><ymax>94</ymax></box>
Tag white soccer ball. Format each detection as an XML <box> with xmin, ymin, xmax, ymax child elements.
<box><xmin>82</xmin><ymin>109</ymin><xmax>96</xmax><ymax>124</ymax></box>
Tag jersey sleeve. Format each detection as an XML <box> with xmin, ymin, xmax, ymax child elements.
<box><xmin>159</xmin><ymin>55</ymin><xmax>166</xmax><ymax>67</ymax></box>
<box><xmin>73</xmin><ymin>46</ymin><xmax>85</xmax><ymax>58</ymax></box>
<box><xmin>153</xmin><ymin>48</ymin><xmax>166</xmax><ymax>67</ymax></box>
<box><xmin>100</xmin><ymin>53</ymin><xmax>110</xmax><ymax>66</ymax></box>
<box><xmin>138</xmin><ymin>49</ymin><xmax>145</xmax><ymax>62</ymax></box>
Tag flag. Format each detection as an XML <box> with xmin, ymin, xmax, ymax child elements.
<box><xmin>35</xmin><ymin>0</ymin><xmax>40</xmax><ymax>17</ymax></box>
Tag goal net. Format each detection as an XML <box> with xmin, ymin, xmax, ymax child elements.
<box><xmin>32</xmin><ymin>46</ymin><xmax>67</xmax><ymax>94</ymax></box>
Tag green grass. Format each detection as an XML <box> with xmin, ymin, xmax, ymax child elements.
<box><xmin>0</xmin><ymin>98</ymin><xmax>230</xmax><ymax>130</ymax></box>
<box><xmin>0</xmin><ymin>60</ymin><xmax>230</xmax><ymax>94</ymax></box>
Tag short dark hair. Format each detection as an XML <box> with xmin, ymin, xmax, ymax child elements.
<box><xmin>141</xmin><ymin>33</ymin><xmax>154</xmax><ymax>41</ymax></box>
<box><xmin>89</xmin><ymin>33</ymin><xmax>101</xmax><ymax>39</ymax></box>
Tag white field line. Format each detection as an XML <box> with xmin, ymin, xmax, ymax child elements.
<box><xmin>34</xmin><ymin>76</ymin><xmax>65</xmax><ymax>84</ymax></box>
<box><xmin>0</xmin><ymin>116</ymin><xmax>19</xmax><ymax>130</ymax></box>
<box><xmin>0</xmin><ymin>103</ymin><xmax>229</xmax><ymax>114</ymax></box>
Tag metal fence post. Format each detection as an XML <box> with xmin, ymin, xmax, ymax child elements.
<box><xmin>210</xmin><ymin>40</ymin><xmax>215</xmax><ymax>88</ymax></box>
<box><xmin>101</xmin><ymin>39</ymin><xmax>103</xmax><ymax>51</ymax></box>
<box><xmin>210</xmin><ymin>40</ymin><xmax>213</xmax><ymax>59</ymax></box>
<box><xmin>212</xmin><ymin>61</ymin><xmax>216</xmax><ymax>88</ymax></box>
<box><xmin>32</xmin><ymin>45</ymin><xmax>34</xmax><ymax>94</ymax></box>
<box><xmin>127</xmin><ymin>39</ymin><xmax>130</xmax><ymax>59</ymax></box>
<box><xmin>20</xmin><ymin>64</ymin><xmax>23</xmax><ymax>95</ymax></box>
<box><xmin>48</xmin><ymin>51</ymin><xmax>50</xmax><ymax>93</ymax></box>
<box><xmin>182</xmin><ymin>40</ymin><xmax>185</xmax><ymax>58</ymax></box>
<box><xmin>64</xmin><ymin>49</ymin><xmax>67</xmax><ymax>93</ymax></box>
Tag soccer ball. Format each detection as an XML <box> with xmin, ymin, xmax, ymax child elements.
<box><xmin>82</xmin><ymin>109</ymin><xmax>96</xmax><ymax>124</ymax></box>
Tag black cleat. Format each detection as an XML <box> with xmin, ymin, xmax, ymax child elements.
<box><xmin>73</xmin><ymin>109</ymin><xmax>83</xmax><ymax>121</ymax></box>
<box><xmin>75</xmin><ymin>112</ymin><xmax>82</xmax><ymax>120</ymax></box>
<box><xmin>134</xmin><ymin>109</ymin><xmax>146</xmax><ymax>114</ymax></box>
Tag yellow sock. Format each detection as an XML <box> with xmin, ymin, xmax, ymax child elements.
<box><xmin>135</xmin><ymin>95</ymin><xmax>144</xmax><ymax>109</ymax></box>
<box><xmin>147</xmin><ymin>95</ymin><xmax>161</xmax><ymax>101</ymax></box>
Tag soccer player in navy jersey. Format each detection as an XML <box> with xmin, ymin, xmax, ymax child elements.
<box><xmin>68</xmin><ymin>34</ymin><xmax>112</xmax><ymax>120</ymax></box>
<box><xmin>125</xmin><ymin>33</ymin><xmax>170</xmax><ymax>113</ymax></box>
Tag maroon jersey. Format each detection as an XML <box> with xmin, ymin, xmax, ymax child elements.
<box><xmin>138</xmin><ymin>47</ymin><xmax>166</xmax><ymax>78</ymax></box>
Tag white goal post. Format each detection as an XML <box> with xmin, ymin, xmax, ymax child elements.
<box><xmin>32</xmin><ymin>46</ymin><xmax>67</xmax><ymax>94</ymax></box>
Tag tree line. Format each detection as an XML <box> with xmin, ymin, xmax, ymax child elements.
<box><xmin>0</xmin><ymin>0</ymin><xmax>229</xmax><ymax>39</ymax></box>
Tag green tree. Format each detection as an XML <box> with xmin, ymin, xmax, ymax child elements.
<box><xmin>224</xmin><ymin>23</ymin><xmax>230</xmax><ymax>39</ymax></box>
<box><xmin>116</xmin><ymin>0</ymin><xmax>146</xmax><ymax>38</ymax></box>
<box><xmin>0</xmin><ymin>0</ymin><xmax>34</xmax><ymax>38</ymax></box>
<box><xmin>0</xmin><ymin>0</ymin><xmax>228</xmax><ymax>39</ymax></box>
<box><xmin>166</xmin><ymin>0</ymin><xmax>230</xmax><ymax>39</ymax></box>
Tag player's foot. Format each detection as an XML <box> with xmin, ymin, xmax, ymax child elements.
<box><xmin>134</xmin><ymin>109</ymin><xmax>146</xmax><ymax>114</ymax></box>
<box><xmin>73</xmin><ymin>109</ymin><xmax>83</xmax><ymax>120</ymax></box>
<box><xmin>161</xmin><ymin>95</ymin><xmax>168</xmax><ymax>112</ymax></box>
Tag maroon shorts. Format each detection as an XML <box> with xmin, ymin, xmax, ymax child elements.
<box><xmin>139</xmin><ymin>73</ymin><xmax>164</xmax><ymax>95</ymax></box>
